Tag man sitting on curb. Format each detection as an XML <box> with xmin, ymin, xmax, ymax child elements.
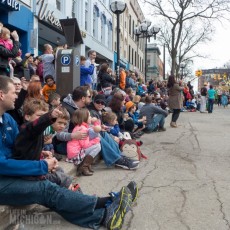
<box><xmin>139</xmin><ymin>95</ymin><xmax>168</xmax><ymax>133</ymax></box>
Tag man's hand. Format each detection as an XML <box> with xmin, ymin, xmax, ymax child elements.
<box><xmin>51</xmin><ymin>105</ymin><xmax>63</xmax><ymax>118</ymax></box>
<box><xmin>44</xmin><ymin>157</ymin><xmax>58</xmax><ymax>172</ymax></box>
<box><xmin>44</xmin><ymin>135</ymin><xmax>52</xmax><ymax>144</ymax></box>
<box><xmin>41</xmin><ymin>150</ymin><xmax>53</xmax><ymax>159</ymax></box>
<box><xmin>21</xmin><ymin>77</ymin><xmax>29</xmax><ymax>89</ymax></box>
<box><xmin>71</xmin><ymin>131</ymin><xmax>88</xmax><ymax>140</ymax></box>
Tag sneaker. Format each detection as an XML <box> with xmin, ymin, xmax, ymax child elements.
<box><xmin>72</xmin><ymin>184</ymin><xmax>83</xmax><ymax>193</ymax></box>
<box><xmin>127</xmin><ymin>181</ymin><xmax>138</xmax><ymax>202</ymax></box>
<box><xmin>115</xmin><ymin>156</ymin><xmax>139</xmax><ymax>170</ymax></box>
<box><xmin>121</xmin><ymin>155</ymin><xmax>140</xmax><ymax>164</ymax></box>
<box><xmin>158</xmin><ymin>127</ymin><xmax>166</xmax><ymax>132</ymax></box>
<box><xmin>104</xmin><ymin>186</ymin><xmax>132</xmax><ymax>230</ymax></box>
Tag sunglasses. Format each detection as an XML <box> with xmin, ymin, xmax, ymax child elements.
<box><xmin>95</xmin><ymin>100</ymin><xmax>105</xmax><ymax>105</ymax></box>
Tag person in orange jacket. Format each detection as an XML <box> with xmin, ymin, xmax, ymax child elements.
<box><xmin>119</xmin><ymin>68</ymin><xmax>126</xmax><ymax>90</ymax></box>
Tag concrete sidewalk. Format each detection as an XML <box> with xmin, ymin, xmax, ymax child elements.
<box><xmin>3</xmin><ymin>105</ymin><xmax>230</xmax><ymax>230</ymax></box>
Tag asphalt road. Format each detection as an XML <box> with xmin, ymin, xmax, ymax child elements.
<box><xmin>15</xmin><ymin>105</ymin><xmax>230</xmax><ymax>230</ymax></box>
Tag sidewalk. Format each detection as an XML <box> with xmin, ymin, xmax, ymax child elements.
<box><xmin>3</xmin><ymin>105</ymin><xmax>230</xmax><ymax>230</ymax></box>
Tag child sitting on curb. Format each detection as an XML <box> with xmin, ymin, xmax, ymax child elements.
<box><xmin>67</xmin><ymin>108</ymin><xmax>101</xmax><ymax>176</ymax></box>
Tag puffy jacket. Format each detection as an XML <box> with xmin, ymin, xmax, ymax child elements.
<box><xmin>67</xmin><ymin>122</ymin><xmax>100</xmax><ymax>159</ymax></box>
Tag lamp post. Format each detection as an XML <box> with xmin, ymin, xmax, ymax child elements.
<box><xmin>134</xmin><ymin>21</ymin><xmax>160</xmax><ymax>83</ymax></box>
<box><xmin>110</xmin><ymin>0</ymin><xmax>127</xmax><ymax>86</ymax></box>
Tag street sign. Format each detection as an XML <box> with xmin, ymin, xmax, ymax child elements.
<box><xmin>61</xmin><ymin>55</ymin><xmax>71</xmax><ymax>65</ymax></box>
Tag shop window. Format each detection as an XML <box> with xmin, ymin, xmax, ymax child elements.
<box><xmin>129</xmin><ymin>15</ymin><xmax>131</xmax><ymax>35</ymax></box>
<box><xmin>128</xmin><ymin>45</ymin><xmax>131</xmax><ymax>62</ymax></box>
<box><xmin>56</xmin><ymin>0</ymin><xmax>61</xmax><ymax>10</ymax></box>
<box><xmin>72</xmin><ymin>0</ymin><xmax>76</xmax><ymax>18</ymax></box>
<box><xmin>85</xmin><ymin>1</ymin><xmax>88</xmax><ymax>31</ymax></box>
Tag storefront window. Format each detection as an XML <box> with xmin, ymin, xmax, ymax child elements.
<box><xmin>72</xmin><ymin>0</ymin><xmax>76</xmax><ymax>18</ymax></box>
<box><xmin>56</xmin><ymin>0</ymin><xmax>61</xmax><ymax>10</ymax></box>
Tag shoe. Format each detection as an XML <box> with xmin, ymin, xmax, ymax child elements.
<box><xmin>77</xmin><ymin>155</ymin><xmax>94</xmax><ymax>176</ymax></box>
<box><xmin>170</xmin><ymin>122</ymin><xmax>177</xmax><ymax>128</ymax></box>
<box><xmin>72</xmin><ymin>184</ymin><xmax>83</xmax><ymax>193</ymax></box>
<box><xmin>115</xmin><ymin>156</ymin><xmax>139</xmax><ymax>170</ymax></box>
<box><xmin>109</xmin><ymin>181</ymin><xmax>138</xmax><ymax>203</ymax></box>
<box><xmin>127</xmin><ymin>181</ymin><xmax>138</xmax><ymax>202</ymax></box>
<box><xmin>122</xmin><ymin>155</ymin><xmax>140</xmax><ymax>164</ymax></box>
<box><xmin>143</xmin><ymin>128</ymin><xmax>152</xmax><ymax>134</ymax></box>
<box><xmin>158</xmin><ymin>127</ymin><xmax>166</xmax><ymax>132</ymax></box>
<box><xmin>53</xmin><ymin>153</ymin><xmax>63</xmax><ymax>161</ymax></box>
<box><xmin>104</xmin><ymin>186</ymin><xmax>132</xmax><ymax>230</ymax></box>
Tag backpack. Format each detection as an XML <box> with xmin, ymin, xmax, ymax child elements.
<box><xmin>120</xmin><ymin>139</ymin><xmax>147</xmax><ymax>161</ymax></box>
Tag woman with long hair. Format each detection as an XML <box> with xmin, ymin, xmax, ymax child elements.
<box><xmin>26</xmin><ymin>81</ymin><xmax>43</xmax><ymax>100</ymax></box>
<box><xmin>98</xmin><ymin>63</ymin><xmax>115</xmax><ymax>88</ymax></box>
<box><xmin>109</xmin><ymin>92</ymin><xmax>134</xmax><ymax>133</ymax></box>
<box><xmin>167</xmin><ymin>75</ymin><xmax>184</xmax><ymax>128</ymax></box>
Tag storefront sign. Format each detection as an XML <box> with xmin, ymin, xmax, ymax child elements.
<box><xmin>0</xmin><ymin>0</ymin><xmax>21</xmax><ymax>11</ymax></box>
<box><xmin>36</xmin><ymin>0</ymin><xmax>63</xmax><ymax>30</ymax></box>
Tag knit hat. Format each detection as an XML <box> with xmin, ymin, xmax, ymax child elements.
<box><xmin>125</xmin><ymin>101</ymin><xmax>134</xmax><ymax>112</ymax></box>
<box><xmin>94</xmin><ymin>94</ymin><xmax>106</xmax><ymax>103</ymax></box>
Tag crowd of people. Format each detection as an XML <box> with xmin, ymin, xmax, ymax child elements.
<box><xmin>1</xmin><ymin>22</ymin><xmax>226</xmax><ymax>229</ymax></box>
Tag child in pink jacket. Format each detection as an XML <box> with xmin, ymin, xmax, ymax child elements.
<box><xmin>67</xmin><ymin>108</ymin><xmax>101</xmax><ymax>176</ymax></box>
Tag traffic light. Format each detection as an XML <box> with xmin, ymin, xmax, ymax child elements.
<box><xmin>195</xmin><ymin>70</ymin><xmax>202</xmax><ymax>77</ymax></box>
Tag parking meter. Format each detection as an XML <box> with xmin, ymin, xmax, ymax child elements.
<box><xmin>56</xmin><ymin>18</ymin><xmax>83</xmax><ymax>96</ymax></box>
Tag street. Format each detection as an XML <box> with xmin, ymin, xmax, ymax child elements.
<box><xmin>13</xmin><ymin>105</ymin><xmax>230</xmax><ymax>230</ymax></box>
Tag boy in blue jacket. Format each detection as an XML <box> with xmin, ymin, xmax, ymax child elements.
<box><xmin>80</xmin><ymin>55</ymin><xmax>95</xmax><ymax>87</ymax></box>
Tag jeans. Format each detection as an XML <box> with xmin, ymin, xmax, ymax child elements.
<box><xmin>146</xmin><ymin>114</ymin><xmax>165</xmax><ymax>131</ymax></box>
<box><xmin>0</xmin><ymin>176</ymin><xmax>104</xmax><ymax>229</ymax></box>
<box><xmin>92</xmin><ymin>83</ymin><xmax>97</xmax><ymax>90</ymax></box>
<box><xmin>208</xmin><ymin>98</ymin><xmax>214</xmax><ymax>113</ymax></box>
<box><xmin>100</xmin><ymin>132</ymin><xmax>121</xmax><ymax>166</ymax></box>
<box><xmin>200</xmin><ymin>96</ymin><xmax>206</xmax><ymax>112</ymax></box>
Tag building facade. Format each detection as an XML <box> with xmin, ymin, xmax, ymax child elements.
<box><xmin>198</xmin><ymin>68</ymin><xmax>230</xmax><ymax>92</ymax></box>
<box><xmin>34</xmin><ymin>0</ymin><xmax>114</xmax><ymax>64</ymax></box>
<box><xmin>0</xmin><ymin>0</ymin><xmax>148</xmax><ymax>79</ymax></box>
<box><xmin>111</xmin><ymin>0</ymin><xmax>145</xmax><ymax>76</ymax></box>
<box><xmin>147</xmin><ymin>43</ymin><xmax>163</xmax><ymax>81</ymax></box>
<box><xmin>0</xmin><ymin>0</ymin><xmax>33</xmax><ymax>56</ymax></box>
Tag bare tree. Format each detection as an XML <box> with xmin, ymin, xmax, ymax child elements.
<box><xmin>141</xmin><ymin>0</ymin><xmax>230</xmax><ymax>76</ymax></box>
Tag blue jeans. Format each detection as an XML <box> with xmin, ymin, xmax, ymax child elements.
<box><xmin>0</xmin><ymin>176</ymin><xmax>104</xmax><ymax>229</ymax></box>
<box><xmin>208</xmin><ymin>99</ymin><xmax>214</xmax><ymax>113</ymax></box>
<box><xmin>100</xmin><ymin>132</ymin><xmax>121</xmax><ymax>166</ymax></box>
<box><xmin>146</xmin><ymin>114</ymin><xmax>165</xmax><ymax>131</ymax></box>
<box><xmin>92</xmin><ymin>83</ymin><xmax>97</xmax><ymax>90</ymax></box>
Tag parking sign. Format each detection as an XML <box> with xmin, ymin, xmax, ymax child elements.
<box><xmin>61</xmin><ymin>55</ymin><xmax>71</xmax><ymax>65</ymax></box>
